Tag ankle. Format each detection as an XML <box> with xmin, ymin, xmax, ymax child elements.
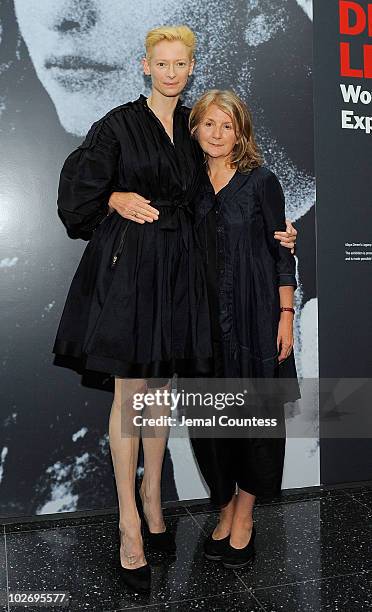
<box><xmin>232</xmin><ymin>514</ymin><xmax>253</xmax><ymax>527</ymax></box>
<box><xmin>217</xmin><ymin>507</ymin><xmax>234</xmax><ymax>527</ymax></box>
<box><xmin>119</xmin><ymin>516</ymin><xmax>142</xmax><ymax>534</ymax></box>
<box><xmin>140</xmin><ymin>479</ymin><xmax>161</xmax><ymax>501</ymax></box>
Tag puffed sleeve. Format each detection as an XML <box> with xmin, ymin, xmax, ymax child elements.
<box><xmin>258</xmin><ymin>170</ymin><xmax>297</xmax><ymax>288</ymax></box>
<box><xmin>57</xmin><ymin>117</ymin><xmax>120</xmax><ymax>239</ymax></box>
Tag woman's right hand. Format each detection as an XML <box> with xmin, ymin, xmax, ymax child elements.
<box><xmin>108</xmin><ymin>192</ymin><xmax>159</xmax><ymax>224</ymax></box>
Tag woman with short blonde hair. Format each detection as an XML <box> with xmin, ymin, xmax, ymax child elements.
<box><xmin>53</xmin><ymin>22</ymin><xmax>297</xmax><ymax>590</ymax></box>
<box><xmin>54</xmin><ymin>24</ymin><xmax>208</xmax><ymax>593</ymax></box>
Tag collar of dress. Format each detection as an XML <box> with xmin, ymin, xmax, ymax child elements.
<box><xmin>137</xmin><ymin>94</ymin><xmax>183</xmax><ymax>113</ymax></box>
<box><xmin>194</xmin><ymin>168</ymin><xmax>256</xmax><ymax>227</ymax></box>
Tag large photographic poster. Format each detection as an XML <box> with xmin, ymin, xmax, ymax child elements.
<box><xmin>0</xmin><ymin>0</ymin><xmax>318</xmax><ymax>516</ymax></box>
<box><xmin>314</xmin><ymin>0</ymin><xmax>372</xmax><ymax>482</ymax></box>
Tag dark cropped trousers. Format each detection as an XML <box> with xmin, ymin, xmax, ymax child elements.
<box><xmin>189</xmin><ymin>341</ymin><xmax>286</xmax><ymax>507</ymax></box>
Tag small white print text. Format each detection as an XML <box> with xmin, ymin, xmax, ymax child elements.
<box><xmin>8</xmin><ymin>592</ymin><xmax>69</xmax><ymax>606</ymax></box>
<box><xmin>345</xmin><ymin>242</ymin><xmax>372</xmax><ymax>262</ymax></box>
<box><xmin>132</xmin><ymin>415</ymin><xmax>278</xmax><ymax>428</ymax></box>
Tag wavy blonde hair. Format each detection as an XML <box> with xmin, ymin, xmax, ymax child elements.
<box><xmin>189</xmin><ymin>90</ymin><xmax>263</xmax><ymax>173</ymax></box>
<box><xmin>145</xmin><ymin>25</ymin><xmax>196</xmax><ymax>60</ymax></box>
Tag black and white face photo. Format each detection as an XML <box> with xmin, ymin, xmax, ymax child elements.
<box><xmin>13</xmin><ymin>0</ymin><xmax>315</xmax><ymax>220</ymax></box>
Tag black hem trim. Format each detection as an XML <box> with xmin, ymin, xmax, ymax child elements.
<box><xmin>52</xmin><ymin>339</ymin><xmax>213</xmax><ymax>380</ymax></box>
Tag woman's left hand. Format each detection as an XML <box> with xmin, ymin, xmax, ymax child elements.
<box><xmin>274</xmin><ymin>219</ymin><xmax>297</xmax><ymax>254</ymax></box>
<box><xmin>277</xmin><ymin>315</ymin><xmax>294</xmax><ymax>362</ymax></box>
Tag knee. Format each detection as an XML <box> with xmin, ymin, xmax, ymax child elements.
<box><xmin>113</xmin><ymin>377</ymin><xmax>147</xmax><ymax>409</ymax></box>
<box><xmin>146</xmin><ymin>378</ymin><xmax>171</xmax><ymax>391</ymax></box>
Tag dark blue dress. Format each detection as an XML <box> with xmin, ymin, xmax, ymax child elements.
<box><xmin>196</xmin><ymin>166</ymin><xmax>299</xmax><ymax>384</ymax></box>
<box><xmin>52</xmin><ymin>95</ymin><xmax>213</xmax><ymax>381</ymax></box>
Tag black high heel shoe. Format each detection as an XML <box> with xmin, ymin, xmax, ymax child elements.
<box><xmin>118</xmin><ymin>528</ymin><xmax>151</xmax><ymax>593</ymax></box>
<box><xmin>135</xmin><ymin>477</ymin><xmax>176</xmax><ymax>554</ymax></box>
<box><xmin>119</xmin><ymin>564</ymin><xmax>151</xmax><ymax>593</ymax></box>
<box><xmin>222</xmin><ymin>525</ymin><xmax>256</xmax><ymax>569</ymax></box>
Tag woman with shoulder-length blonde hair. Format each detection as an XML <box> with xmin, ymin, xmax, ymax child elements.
<box><xmin>189</xmin><ymin>89</ymin><xmax>300</xmax><ymax>568</ymax></box>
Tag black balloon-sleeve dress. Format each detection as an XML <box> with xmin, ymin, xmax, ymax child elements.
<box><xmin>52</xmin><ymin>95</ymin><xmax>213</xmax><ymax>381</ymax></box>
<box><xmin>191</xmin><ymin>166</ymin><xmax>301</xmax><ymax>504</ymax></box>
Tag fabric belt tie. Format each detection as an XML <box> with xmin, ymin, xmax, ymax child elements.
<box><xmin>151</xmin><ymin>199</ymin><xmax>193</xmax><ymax>251</ymax></box>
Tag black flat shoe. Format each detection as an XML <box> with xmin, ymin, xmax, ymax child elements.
<box><xmin>119</xmin><ymin>563</ymin><xmax>151</xmax><ymax>593</ymax></box>
<box><xmin>222</xmin><ymin>526</ymin><xmax>256</xmax><ymax>569</ymax></box>
<box><xmin>136</xmin><ymin>476</ymin><xmax>176</xmax><ymax>554</ymax></box>
<box><xmin>203</xmin><ymin>532</ymin><xmax>230</xmax><ymax>561</ymax></box>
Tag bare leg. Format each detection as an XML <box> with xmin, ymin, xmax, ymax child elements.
<box><xmin>140</xmin><ymin>380</ymin><xmax>172</xmax><ymax>533</ymax></box>
<box><xmin>229</xmin><ymin>488</ymin><xmax>256</xmax><ymax>549</ymax></box>
<box><xmin>212</xmin><ymin>493</ymin><xmax>237</xmax><ymax>540</ymax></box>
<box><xmin>109</xmin><ymin>377</ymin><xmax>146</xmax><ymax>569</ymax></box>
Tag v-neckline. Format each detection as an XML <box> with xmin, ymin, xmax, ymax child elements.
<box><xmin>208</xmin><ymin>169</ymin><xmax>238</xmax><ymax>197</ymax></box>
<box><xmin>144</xmin><ymin>96</ymin><xmax>177</xmax><ymax>147</ymax></box>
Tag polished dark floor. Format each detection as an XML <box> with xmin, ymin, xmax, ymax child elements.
<box><xmin>1</xmin><ymin>484</ymin><xmax>372</xmax><ymax>611</ymax></box>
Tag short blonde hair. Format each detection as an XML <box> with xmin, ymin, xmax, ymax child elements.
<box><xmin>145</xmin><ymin>25</ymin><xmax>196</xmax><ymax>59</ymax></box>
<box><xmin>189</xmin><ymin>90</ymin><xmax>263</xmax><ymax>173</ymax></box>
